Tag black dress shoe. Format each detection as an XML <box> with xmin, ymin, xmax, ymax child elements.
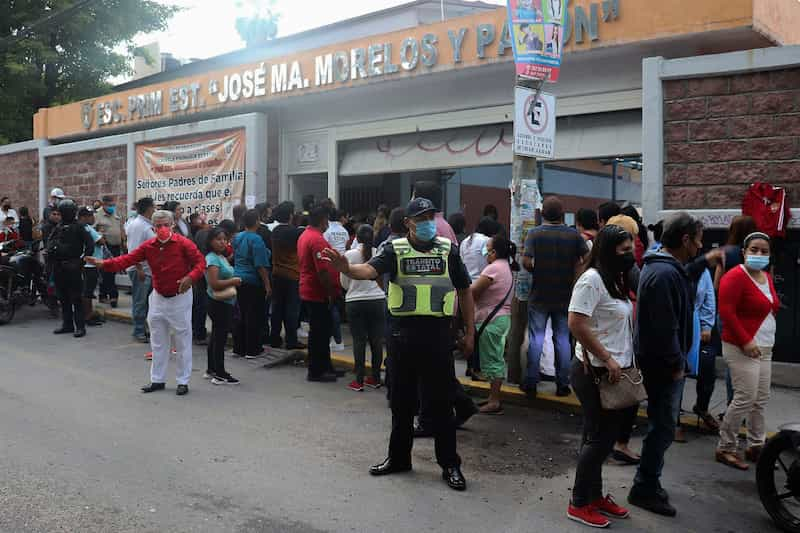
<box><xmin>141</xmin><ymin>382</ymin><xmax>166</xmax><ymax>393</ymax></box>
<box><xmin>307</xmin><ymin>373</ymin><xmax>337</xmax><ymax>383</ymax></box>
<box><xmin>73</xmin><ymin>329</ymin><xmax>86</xmax><ymax>338</ymax></box>
<box><xmin>413</xmin><ymin>422</ymin><xmax>433</xmax><ymax>438</ymax></box>
<box><xmin>53</xmin><ymin>327</ymin><xmax>74</xmax><ymax>335</ymax></box>
<box><xmin>369</xmin><ymin>458</ymin><xmax>412</xmax><ymax>476</ymax></box>
<box><xmin>556</xmin><ymin>385</ymin><xmax>572</xmax><ymax>397</ymax></box>
<box><xmin>628</xmin><ymin>487</ymin><xmax>676</xmax><ymax>517</ymax></box>
<box><xmin>176</xmin><ymin>384</ymin><xmax>189</xmax><ymax>396</ymax></box>
<box><xmin>442</xmin><ymin>466</ymin><xmax>466</xmax><ymax>491</ymax></box>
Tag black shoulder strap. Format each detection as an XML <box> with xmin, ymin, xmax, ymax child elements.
<box><xmin>476</xmin><ymin>280</ymin><xmax>513</xmax><ymax>340</ymax></box>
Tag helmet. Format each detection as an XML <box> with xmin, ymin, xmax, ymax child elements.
<box><xmin>50</xmin><ymin>188</ymin><xmax>65</xmax><ymax>200</ymax></box>
<box><xmin>57</xmin><ymin>198</ymin><xmax>77</xmax><ymax>223</ymax></box>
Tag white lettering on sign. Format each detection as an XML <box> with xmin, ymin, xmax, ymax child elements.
<box><xmin>77</xmin><ymin>12</ymin><xmax>622</xmax><ymax>132</ymax></box>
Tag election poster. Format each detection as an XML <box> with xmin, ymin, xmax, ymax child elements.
<box><xmin>135</xmin><ymin>129</ymin><xmax>246</xmax><ymax>224</ymax></box>
<box><xmin>506</xmin><ymin>0</ymin><xmax>566</xmax><ymax>82</ymax></box>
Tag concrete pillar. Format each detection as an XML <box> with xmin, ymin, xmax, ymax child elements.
<box><xmin>327</xmin><ymin>133</ymin><xmax>338</xmax><ymax>204</ymax></box>
<box><xmin>247</xmin><ymin>112</ymin><xmax>269</xmax><ymax>203</ymax></box>
<box><xmin>126</xmin><ymin>141</ymin><xmax>135</xmax><ymax>211</ymax></box>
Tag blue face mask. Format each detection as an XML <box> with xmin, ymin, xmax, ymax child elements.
<box><xmin>413</xmin><ymin>220</ymin><xmax>437</xmax><ymax>242</ymax></box>
<box><xmin>104</xmin><ymin>205</ymin><xmax>115</xmax><ymax>215</ymax></box>
<box><xmin>745</xmin><ymin>255</ymin><xmax>770</xmax><ymax>271</ymax></box>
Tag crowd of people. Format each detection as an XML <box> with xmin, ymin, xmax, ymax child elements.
<box><xmin>0</xmin><ymin>182</ymin><xmax>782</xmax><ymax>527</ymax></box>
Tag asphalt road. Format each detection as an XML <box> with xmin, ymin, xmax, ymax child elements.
<box><xmin>0</xmin><ymin>307</ymin><xmax>781</xmax><ymax>532</ymax></box>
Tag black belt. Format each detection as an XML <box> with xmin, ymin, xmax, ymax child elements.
<box><xmin>157</xmin><ymin>291</ymin><xmax>178</xmax><ymax>298</ymax></box>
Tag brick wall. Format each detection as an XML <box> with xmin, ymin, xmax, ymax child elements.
<box><xmin>0</xmin><ymin>149</ymin><xmax>40</xmax><ymax>218</ymax></box>
<box><xmin>663</xmin><ymin>68</ymin><xmax>800</xmax><ymax>209</ymax></box>
<box><xmin>46</xmin><ymin>146</ymin><xmax>127</xmax><ymax>210</ymax></box>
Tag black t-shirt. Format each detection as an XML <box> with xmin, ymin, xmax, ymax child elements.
<box><xmin>368</xmin><ymin>238</ymin><xmax>471</xmax><ymax>289</ymax></box>
<box><xmin>19</xmin><ymin>217</ymin><xmax>33</xmax><ymax>241</ymax></box>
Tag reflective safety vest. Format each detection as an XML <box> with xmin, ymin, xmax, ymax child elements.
<box><xmin>387</xmin><ymin>237</ymin><xmax>456</xmax><ymax>317</ymax></box>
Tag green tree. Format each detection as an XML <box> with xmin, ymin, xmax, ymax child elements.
<box><xmin>235</xmin><ymin>0</ymin><xmax>280</xmax><ymax>48</ymax></box>
<box><xmin>0</xmin><ymin>0</ymin><xmax>179</xmax><ymax>144</ymax></box>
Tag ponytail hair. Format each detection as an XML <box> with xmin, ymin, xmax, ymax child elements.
<box><xmin>491</xmin><ymin>235</ymin><xmax>520</xmax><ymax>272</ymax></box>
<box><xmin>357</xmin><ymin>224</ymin><xmax>374</xmax><ymax>262</ymax></box>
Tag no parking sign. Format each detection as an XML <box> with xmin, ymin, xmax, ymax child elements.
<box><xmin>513</xmin><ymin>86</ymin><xmax>556</xmax><ymax>159</ymax></box>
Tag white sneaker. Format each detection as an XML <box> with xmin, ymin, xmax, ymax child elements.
<box><xmin>330</xmin><ymin>342</ymin><xmax>345</xmax><ymax>352</ymax></box>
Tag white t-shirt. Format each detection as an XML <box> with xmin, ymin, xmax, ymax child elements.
<box><xmin>0</xmin><ymin>208</ymin><xmax>18</xmax><ymax>226</ymax></box>
<box><xmin>340</xmin><ymin>247</ymin><xmax>386</xmax><ymax>303</ymax></box>
<box><xmin>568</xmin><ymin>268</ymin><xmax>634</xmax><ymax>368</ymax></box>
<box><xmin>459</xmin><ymin>233</ymin><xmax>489</xmax><ymax>282</ymax></box>
<box><xmin>324</xmin><ymin>221</ymin><xmax>349</xmax><ymax>254</ymax></box>
<box><xmin>124</xmin><ymin>215</ymin><xmax>155</xmax><ymax>274</ymax></box>
<box><xmin>744</xmin><ymin>266</ymin><xmax>777</xmax><ymax>347</ymax></box>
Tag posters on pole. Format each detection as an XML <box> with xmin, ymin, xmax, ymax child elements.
<box><xmin>506</xmin><ymin>0</ymin><xmax>566</xmax><ymax>82</ymax></box>
<box><xmin>135</xmin><ymin>129</ymin><xmax>246</xmax><ymax>225</ymax></box>
<box><xmin>514</xmin><ymin>86</ymin><xmax>556</xmax><ymax>159</ymax></box>
<box><xmin>510</xmin><ymin>178</ymin><xmax>542</xmax><ymax>301</ymax></box>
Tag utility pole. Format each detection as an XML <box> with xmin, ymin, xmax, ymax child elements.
<box><xmin>506</xmin><ymin>76</ymin><xmax>544</xmax><ymax>385</ymax></box>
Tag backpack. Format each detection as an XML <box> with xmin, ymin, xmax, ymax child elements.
<box><xmin>47</xmin><ymin>223</ymin><xmax>85</xmax><ymax>261</ymax></box>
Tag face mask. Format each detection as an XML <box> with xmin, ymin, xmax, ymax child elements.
<box><xmin>128</xmin><ymin>210</ymin><xmax>137</xmax><ymax>219</ymax></box>
<box><xmin>745</xmin><ymin>255</ymin><xmax>770</xmax><ymax>271</ymax></box>
<box><xmin>413</xmin><ymin>220</ymin><xmax>437</xmax><ymax>242</ymax></box>
<box><xmin>155</xmin><ymin>226</ymin><xmax>172</xmax><ymax>242</ymax></box>
<box><xmin>614</xmin><ymin>251</ymin><xmax>636</xmax><ymax>273</ymax></box>
<box><xmin>104</xmin><ymin>205</ymin><xmax>115</xmax><ymax>215</ymax></box>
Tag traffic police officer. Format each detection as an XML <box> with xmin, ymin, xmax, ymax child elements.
<box><xmin>323</xmin><ymin>197</ymin><xmax>475</xmax><ymax>491</ymax></box>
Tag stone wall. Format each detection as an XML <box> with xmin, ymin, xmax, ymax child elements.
<box><xmin>46</xmin><ymin>146</ymin><xmax>127</xmax><ymax>210</ymax></box>
<box><xmin>0</xmin><ymin>149</ymin><xmax>39</xmax><ymax>218</ymax></box>
<box><xmin>663</xmin><ymin>68</ymin><xmax>800</xmax><ymax>209</ymax></box>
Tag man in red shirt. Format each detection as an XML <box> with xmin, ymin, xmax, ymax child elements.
<box><xmin>298</xmin><ymin>204</ymin><xmax>343</xmax><ymax>382</ymax></box>
<box><xmin>87</xmin><ymin>210</ymin><xmax>206</xmax><ymax>395</ymax></box>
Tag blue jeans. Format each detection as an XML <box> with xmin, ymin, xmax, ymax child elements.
<box><xmin>633</xmin><ymin>373</ymin><xmax>685</xmax><ymax>493</ymax></box>
<box><xmin>128</xmin><ymin>270</ymin><xmax>152</xmax><ymax>338</ymax></box>
<box><xmin>526</xmin><ymin>304</ymin><xmax>571</xmax><ymax>388</ymax></box>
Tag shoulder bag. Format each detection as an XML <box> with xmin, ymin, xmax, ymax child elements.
<box><xmin>474</xmin><ymin>279</ymin><xmax>514</xmax><ymax>360</ymax></box>
<box><xmin>581</xmin><ymin>315</ymin><xmax>647</xmax><ymax>410</ymax></box>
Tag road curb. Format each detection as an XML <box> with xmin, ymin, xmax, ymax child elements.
<box><xmin>100</xmin><ymin>307</ymin><xmax>712</xmax><ymax>432</ymax></box>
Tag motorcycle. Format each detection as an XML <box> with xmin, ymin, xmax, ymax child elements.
<box><xmin>758</xmin><ymin>424</ymin><xmax>800</xmax><ymax>533</ymax></box>
<box><xmin>0</xmin><ymin>239</ymin><xmax>57</xmax><ymax>324</ymax></box>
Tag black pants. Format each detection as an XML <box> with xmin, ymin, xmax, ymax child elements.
<box><xmin>388</xmin><ymin>320</ymin><xmax>460</xmax><ymax>469</ymax></box>
<box><xmin>55</xmin><ymin>263</ymin><xmax>84</xmax><ymax>331</ymax></box>
<box><xmin>207</xmin><ymin>298</ymin><xmax>232</xmax><ymax>377</ymax></box>
<box><xmin>192</xmin><ymin>277</ymin><xmax>208</xmax><ymax>341</ymax></box>
<box><xmin>306</xmin><ymin>300</ymin><xmax>334</xmax><ymax>378</ymax></box>
<box><xmin>235</xmin><ymin>284</ymin><xmax>265</xmax><ymax>357</ymax></box>
<box><xmin>570</xmin><ymin>359</ymin><xmax>625</xmax><ymax>507</ymax></box>
<box><xmin>270</xmin><ymin>276</ymin><xmax>301</xmax><ymax>348</ymax></box>
<box><xmin>99</xmin><ymin>245</ymin><xmax>120</xmax><ymax>300</ymax></box>
<box><xmin>347</xmin><ymin>299</ymin><xmax>385</xmax><ymax>383</ymax></box>
<box><xmin>616</xmin><ymin>403</ymin><xmax>640</xmax><ymax>445</ymax></box>
<box><xmin>695</xmin><ymin>339</ymin><xmax>718</xmax><ymax>413</ymax></box>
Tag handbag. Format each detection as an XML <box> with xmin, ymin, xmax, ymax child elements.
<box><xmin>581</xmin><ymin>315</ymin><xmax>647</xmax><ymax>410</ymax></box>
<box><xmin>212</xmin><ymin>285</ymin><xmax>237</xmax><ymax>301</ymax></box>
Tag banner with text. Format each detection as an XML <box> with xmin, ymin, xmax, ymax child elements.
<box><xmin>135</xmin><ymin>129</ymin><xmax>246</xmax><ymax>224</ymax></box>
<box><xmin>507</xmin><ymin>0</ymin><xmax>566</xmax><ymax>82</ymax></box>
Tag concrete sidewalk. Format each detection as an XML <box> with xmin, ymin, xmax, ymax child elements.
<box><xmin>97</xmin><ymin>293</ymin><xmax>800</xmax><ymax>433</ymax></box>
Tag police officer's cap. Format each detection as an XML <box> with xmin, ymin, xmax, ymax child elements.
<box><xmin>406</xmin><ymin>197</ymin><xmax>436</xmax><ymax>218</ymax></box>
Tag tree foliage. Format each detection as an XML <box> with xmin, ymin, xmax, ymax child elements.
<box><xmin>235</xmin><ymin>0</ymin><xmax>280</xmax><ymax>48</ymax></box>
<box><xmin>0</xmin><ymin>0</ymin><xmax>179</xmax><ymax>144</ymax></box>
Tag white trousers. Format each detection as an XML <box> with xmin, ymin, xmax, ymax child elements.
<box><xmin>147</xmin><ymin>289</ymin><xmax>193</xmax><ymax>386</ymax></box>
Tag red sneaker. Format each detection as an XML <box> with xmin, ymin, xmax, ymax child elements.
<box><xmin>567</xmin><ymin>504</ymin><xmax>610</xmax><ymax>528</ymax></box>
<box><xmin>364</xmin><ymin>376</ymin><xmax>382</xmax><ymax>389</ymax></box>
<box><xmin>348</xmin><ymin>380</ymin><xmax>364</xmax><ymax>392</ymax></box>
<box><xmin>144</xmin><ymin>352</ymin><xmax>153</xmax><ymax>360</ymax></box>
<box><xmin>591</xmin><ymin>494</ymin><xmax>630</xmax><ymax>518</ymax></box>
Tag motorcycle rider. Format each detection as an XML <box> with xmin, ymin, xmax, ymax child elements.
<box><xmin>48</xmin><ymin>199</ymin><xmax>94</xmax><ymax>338</ymax></box>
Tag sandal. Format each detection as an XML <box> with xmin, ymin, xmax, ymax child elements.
<box><xmin>479</xmin><ymin>404</ymin><xmax>504</xmax><ymax>415</ymax></box>
<box><xmin>716</xmin><ymin>450</ymin><xmax>749</xmax><ymax>470</ymax></box>
<box><xmin>612</xmin><ymin>450</ymin><xmax>641</xmax><ymax>465</ymax></box>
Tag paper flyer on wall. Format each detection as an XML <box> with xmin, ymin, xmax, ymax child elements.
<box><xmin>510</xmin><ymin>178</ymin><xmax>542</xmax><ymax>301</ymax></box>
<box><xmin>506</xmin><ymin>0</ymin><xmax>566</xmax><ymax>82</ymax></box>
